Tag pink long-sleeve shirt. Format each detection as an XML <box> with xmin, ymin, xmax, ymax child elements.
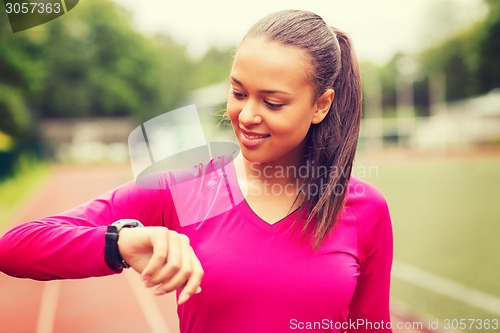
<box><xmin>0</xmin><ymin>155</ymin><xmax>393</xmax><ymax>333</ymax></box>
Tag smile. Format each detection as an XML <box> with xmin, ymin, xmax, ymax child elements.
<box><xmin>239</xmin><ymin>129</ymin><xmax>270</xmax><ymax>148</ymax></box>
<box><xmin>243</xmin><ymin>132</ymin><xmax>270</xmax><ymax>139</ymax></box>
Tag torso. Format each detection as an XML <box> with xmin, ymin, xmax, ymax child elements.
<box><xmin>160</xmin><ymin>154</ymin><xmax>391</xmax><ymax>333</ymax></box>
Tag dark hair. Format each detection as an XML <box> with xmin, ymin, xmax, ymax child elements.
<box><xmin>244</xmin><ymin>10</ymin><xmax>362</xmax><ymax>248</ymax></box>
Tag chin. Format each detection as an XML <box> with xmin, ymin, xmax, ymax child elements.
<box><xmin>238</xmin><ymin>146</ymin><xmax>270</xmax><ymax>164</ymax></box>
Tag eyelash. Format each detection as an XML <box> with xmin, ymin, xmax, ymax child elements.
<box><xmin>264</xmin><ymin>101</ymin><xmax>284</xmax><ymax>110</ymax></box>
<box><xmin>231</xmin><ymin>91</ymin><xmax>284</xmax><ymax>110</ymax></box>
<box><xmin>231</xmin><ymin>91</ymin><xmax>246</xmax><ymax>99</ymax></box>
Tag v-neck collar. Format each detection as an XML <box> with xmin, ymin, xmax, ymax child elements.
<box><xmin>221</xmin><ymin>155</ymin><xmax>299</xmax><ymax>234</ymax></box>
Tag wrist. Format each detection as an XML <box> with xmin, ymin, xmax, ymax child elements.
<box><xmin>104</xmin><ymin>219</ymin><xmax>143</xmax><ymax>271</ymax></box>
<box><xmin>116</xmin><ymin>228</ymin><xmax>134</xmax><ymax>267</ymax></box>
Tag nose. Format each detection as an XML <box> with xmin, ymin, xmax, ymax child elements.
<box><xmin>238</xmin><ymin>100</ymin><xmax>262</xmax><ymax>126</ymax></box>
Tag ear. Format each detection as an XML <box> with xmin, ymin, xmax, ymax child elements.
<box><xmin>311</xmin><ymin>89</ymin><xmax>335</xmax><ymax>124</ymax></box>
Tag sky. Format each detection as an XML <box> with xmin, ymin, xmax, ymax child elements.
<box><xmin>114</xmin><ymin>0</ymin><xmax>487</xmax><ymax>64</ymax></box>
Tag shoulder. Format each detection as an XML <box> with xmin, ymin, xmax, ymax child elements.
<box><xmin>344</xmin><ymin>177</ymin><xmax>393</xmax><ymax>265</ymax></box>
<box><xmin>346</xmin><ymin>176</ymin><xmax>389</xmax><ymax>218</ymax></box>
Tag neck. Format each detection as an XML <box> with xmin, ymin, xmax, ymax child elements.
<box><xmin>233</xmin><ymin>152</ymin><xmax>306</xmax><ymax>216</ymax></box>
<box><xmin>238</xmin><ymin>150</ymin><xmax>304</xmax><ymax>185</ymax></box>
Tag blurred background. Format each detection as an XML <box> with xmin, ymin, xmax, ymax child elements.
<box><xmin>0</xmin><ymin>0</ymin><xmax>499</xmax><ymax>332</ymax></box>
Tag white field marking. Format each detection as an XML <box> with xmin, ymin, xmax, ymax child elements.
<box><xmin>393</xmin><ymin>261</ymin><xmax>500</xmax><ymax>315</ymax></box>
<box><xmin>36</xmin><ymin>281</ymin><xmax>61</xmax><ymax>333</ymax></box>
<box><xmin>124</xmin><ymin>270</ymin><xmax>172</xmax><ymax>333</ymax></box>
<box><xmin>391</xmin><ymin>299</ymin><xmax>461</xmax><ymax>333</ymax></box>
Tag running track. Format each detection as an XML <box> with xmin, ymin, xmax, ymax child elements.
<box><xmin>0</xmin><ymin>164</ymin><xmax>431</xmax><ymax>333</ymax></box>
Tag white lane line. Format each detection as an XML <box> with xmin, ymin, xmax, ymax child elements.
<box><xmin>393</xmin><ymin>261</ymin><xmax>500</xmax><ymax>315</ymax></box>
<box><xmin>36</xmin><ymin>281</ymin><xmax>61</xmax><ymax>333</ymax></box>
<box><xmin>124</xmin><ymin>270</ymin><xmax>172</xmax><ymax>333</ymax></box>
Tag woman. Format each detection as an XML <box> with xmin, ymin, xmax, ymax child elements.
<box><xmin>0</xmin><ymin>9</ymin><xmax>393</xmax><ymax>333</ymax></box>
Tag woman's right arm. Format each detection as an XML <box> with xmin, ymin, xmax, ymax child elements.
<box><xmin>0</xmin><ymin>178</ymin><xmax>172</xmax><ymax>281</ymax></box>
<box><xmin>0</xmin><ymin>174</ymin><xmax>204</xmax><ymax>303</ymax></box>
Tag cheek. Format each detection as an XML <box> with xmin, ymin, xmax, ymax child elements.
<box><xmin>226</xmin><ymin>100</ymin><xmax>240</xmax><ymax>125</ymax></box>
<box><xmin>268</xmin><ymin>112</ymin><xmax>311</xmax><ymax>138</ymax></box>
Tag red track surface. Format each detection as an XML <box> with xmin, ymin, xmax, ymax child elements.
<box><xmin>0</xmin><ymin>164</ymin><xmax>433</xmax><ymax>333</ymax></box>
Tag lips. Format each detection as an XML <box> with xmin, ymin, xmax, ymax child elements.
<box><xmin>239</xmin><ymin>128</ymin><xmax>270</xmax><ymax>148</ymax></box>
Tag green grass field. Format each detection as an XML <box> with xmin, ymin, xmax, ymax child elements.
<box><xmin>358</xmin><ymin>155</ymin><xmax>500</xmax><ymax>328</ymax></box>
<box><xmin>0</xmin><ymin>162</ymin><xmax>51</xmax><ymax>228</ymax></box>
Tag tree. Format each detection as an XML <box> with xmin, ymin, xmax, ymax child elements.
<box><xmin>0</xmin><ymin>0</ymin><xmax>236</xmax><ymax>148</ymax></box>
<box><xmin>476</xmin><ymin>0</ymin><xmax>500</xmax><ymax>92</ymax></box>
<box><xmin>0</xmin><ymin>9</ymin><xmax>43</xmax><ymax>143</ymax></box>
<box><xmin>37</xmin><ymin>0</ymin><xmax>188</xmax><ymax>120</ymax></box>
<box><xmin>191</xmin><ymin>47</ymin><xmax>233</xmax><ymax>89</ymax></box>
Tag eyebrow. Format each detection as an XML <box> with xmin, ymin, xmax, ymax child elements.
<box><xmin>230</xmin><ymin>76</ymin><xmax>291</xmax><ymax>96</ymax></box>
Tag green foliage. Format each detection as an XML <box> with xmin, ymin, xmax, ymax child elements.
<box><xmin>0</xmin><ymin>9</ymin><xmax>44</xmax><ymax>142</ymax></box>
<box><xmin>37</xmin><ymin>0</ymin><xmax>189</xmax><ymax>120</ymax></box>
<box><xmin>362</xmin><ymin>0</ymin><xmax>499</xmax><ymax>116</ymax></box>
<box><xmin>418</xmin><ymin>0</ymin><xmax>499</xmax><ymax>100</ymax></box>
<box><xmin>147</xmin><ymin>34</ymin><xmax>197</xmax><ymax>122</ymax></box>
<box><xmin>418</xmin><ymin>22</ymin><xmax>483</xmax><ymax>100</ymax></box>
<box><xmin>1</xmin><ymin>0</ymin><xmax>234</xmax><ymax>145</ymax></box>
<box><xmin>191</xmin><ymin>47</ymin><xmax>233</xmax><ymax>89</ymax></box>
<box><xmin>476</xmin><ymin>1</ymin><xmax>500</xmax><ymax>92</ymax></box>
<box><xmin>0</xmin><ymin>84</ymin><xmax>32</xmax><ymax>139</ymax></box>
<box><xmin>0</xmin><ymin>11</ymin><xmax>46</xmax><ymax>94</ymax></box>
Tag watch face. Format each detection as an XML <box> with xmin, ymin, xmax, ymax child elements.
<box><xmin>113</xmin><ymin>219</ymin><xmax>143</xmax><ymax>230</ymax></box>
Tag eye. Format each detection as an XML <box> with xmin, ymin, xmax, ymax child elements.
<box><xmin>264</xmin><ymin>100</ymin><xmax>284</xmax><ymax>110</ymax></box>
<box><xmin>231</xmin><ymin>90</ymin><xmax>247</xmax><ymax>100</ymax></box>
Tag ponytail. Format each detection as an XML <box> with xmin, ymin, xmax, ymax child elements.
<box><xmin>302</xmin><ymin>28</ymin><xmax>362</xmax><ymax>248</ymax></box>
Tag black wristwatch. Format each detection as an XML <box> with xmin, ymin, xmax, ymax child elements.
<box><xmin>104</xmin><ymin>219</ymin><xmax>144</xmax><ymax>271</ymax></box>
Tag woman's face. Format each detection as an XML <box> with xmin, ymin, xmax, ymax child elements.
<box><xmin>227</xmin><ymin>37</ymin><xmax>332</xmax><ymax>166</ymax></box>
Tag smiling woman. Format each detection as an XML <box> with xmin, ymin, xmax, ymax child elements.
<box><xmin>0</xmin><ymin>9</ymin><xmax>393</xmax><ymax>333</ymax></box>
<box><xmin>228</xmin><ymin>10</ymin><xmax>363</xmax><ymax>246</ymax></box>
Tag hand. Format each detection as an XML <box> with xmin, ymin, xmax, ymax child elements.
<box><xmin>117</xmin><ymin>226</ymin><xmax>203</xmax><ymax>304</ymax></box>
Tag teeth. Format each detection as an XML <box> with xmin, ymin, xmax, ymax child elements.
<box><xmin>246</xmin><ymin>133</ymin><xmax>268</xmax><ymax>139</ymax></box>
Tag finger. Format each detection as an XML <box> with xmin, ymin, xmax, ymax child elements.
<box><xmin>141</xmin><ymin>228</ymin><xmax>169</xmax><ymax>282</ymax></box>
<box><xmin>148</xmin><ymin>230</ymin><xmax>182</xmax><ymax>287</ymax></box>
<box><xmin>178</xmin><ymin>248</ymin><xmax>204</xmax><ymax>305</ymax></box>
<box><xmin>156</xmin><ymin>234</ymin><xmax>193</xmax><ymax>294</ymax></box>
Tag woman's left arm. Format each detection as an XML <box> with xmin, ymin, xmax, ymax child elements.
<box><xmin>347</xmin><ymin>182</ymin><xmax>394</xmax><ymax>332</ymax></box>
